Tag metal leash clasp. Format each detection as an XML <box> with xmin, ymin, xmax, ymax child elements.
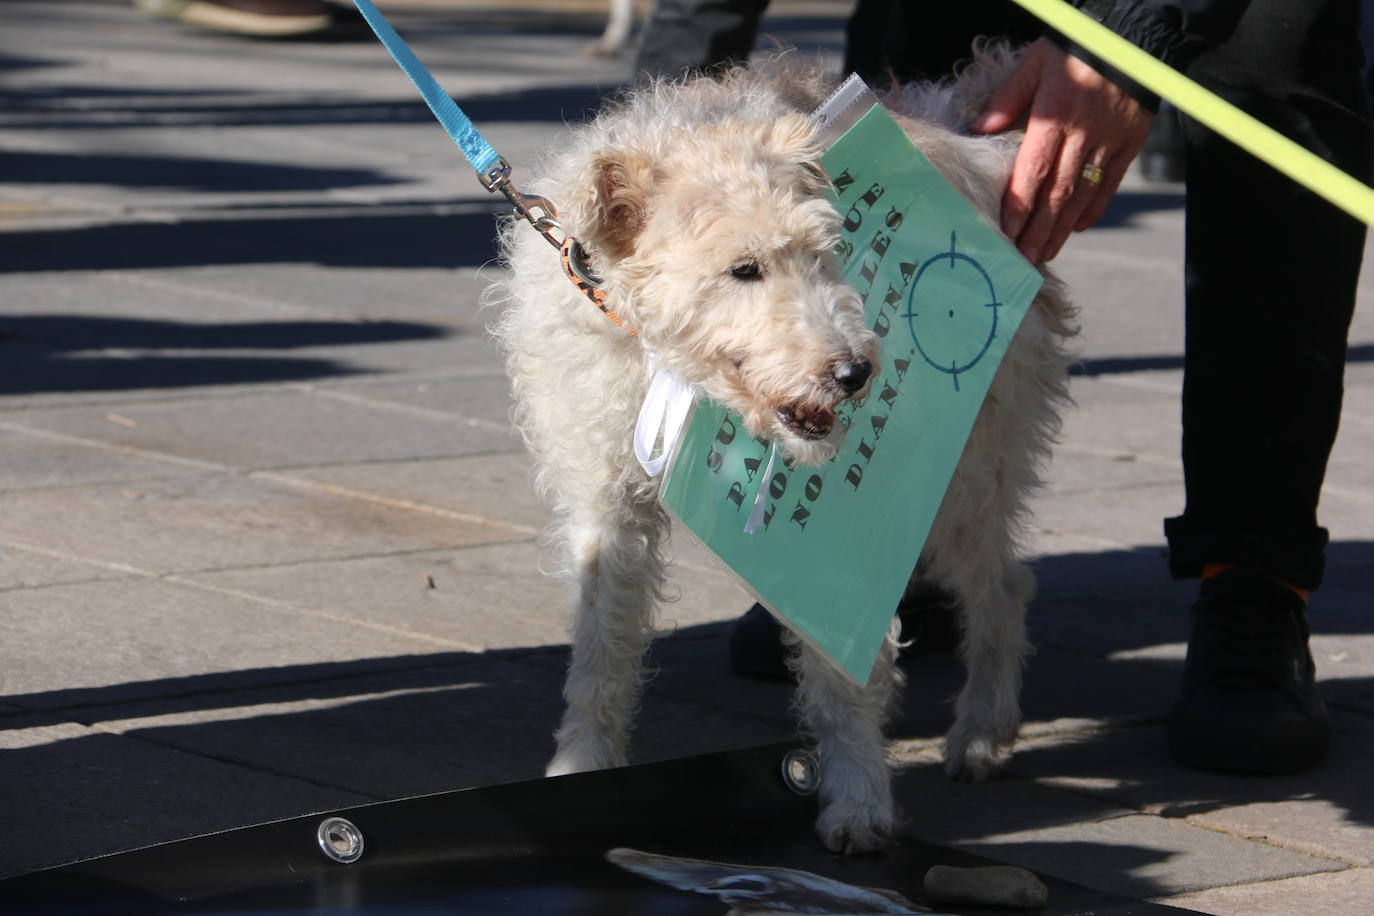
<box><xmin>479</xmin><ymin>158</ymin><xmax>565</xmax><ymax>251</ymax></box>
<box><xmin>478</xmin><ymin>157</ymin><xmax>624</xmax><ymax>331</ymax></box>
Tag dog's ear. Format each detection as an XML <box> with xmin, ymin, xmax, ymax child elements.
<box><xmin>573</xmin><ymin>152</ymin><xmax>656</xmax><ymax>261</ymax></box>
<box><xmin>757</xmin><ymin>113</ymin><xmax>828</xmax><ymax>194</ymax></box>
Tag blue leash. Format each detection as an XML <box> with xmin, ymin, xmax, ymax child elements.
<box><xmin>351</xmin><ymin>0</ymin><xmax>561</xmax><ymax>248</ymax></box>
<box><xmin>351</xmin><ymin>1</ymin><xmax>626</xmax><ymax>327</ymax></box>
<box><xmin>351</xmin><ymin>0</ymin><xmax>498</xmax><ymax>176</ymax></box>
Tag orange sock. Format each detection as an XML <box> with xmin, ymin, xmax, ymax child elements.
<box><xmin>1203</xmin><ymin>562</ymin><xmax>1309</xmax><ymax>603</ymax></box>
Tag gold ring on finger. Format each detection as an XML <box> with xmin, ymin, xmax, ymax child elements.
<box><xmin>1080</xmin><ymin>163</ymin><xmax>1106</xmax><ymax>185</ymax></box>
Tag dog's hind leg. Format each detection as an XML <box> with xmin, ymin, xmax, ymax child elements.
<box><xmin>546</xmin><ymin>503</ymin><xmax>667</xmax><ymax>777</ymax></box>
<box><xmin>937</xmin><ymin>551</ymin><xmax>1033</xmax><ymax>783</ymax></box>
<box><xmin>787</xmin><ymin>621</ymin><xmax>903</xmax><ymax>853</ymax></box>
<box><xmin>921</xmin><ymin>476</ymin><xmax>1034</xmax><ymax>783</ymax></box>
<box><xmin>921</xmin><ymin>326</ymin><xmax>1064</xmax><ymax>783</ymax></box>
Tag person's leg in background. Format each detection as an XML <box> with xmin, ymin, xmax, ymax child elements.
<box><xmin>1166</xmin><ymin>0</ymin><xmax>1371</xmax><ymax>773</ymax></box>
<box><xmin>634</xmin><ymin>0</ymin><xmax>1043</xmax><ymax>86</ymax></box>
<box><xmin>844</xmin><ymin>0</ymin><xmax>1042</xmax><ymax>85</ymax></box>
<box><xmin>1362</xmin><ymin>0</ymin><xmax>1374</xmax><ymax>107</ymax></box>
<box><xmin>633</xmin><ymin>0</ymin><xmax>772</xmax><ymax>80</ymax></box>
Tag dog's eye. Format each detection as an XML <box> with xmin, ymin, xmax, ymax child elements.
<box><xmin>730</xmin><ymin>260</ymin><xmax>763</xmax><ymax>281</ymax></box>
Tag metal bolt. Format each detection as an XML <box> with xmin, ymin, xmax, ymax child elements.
<box><xmin>781</xmin><ymin>748</ymin><xmax>822</xmax><ymax>795</ymax></box>
<box><xmin>316</xmin><ymin>816</ymin><xmax>364</xmax><ymax>864</ymax></box>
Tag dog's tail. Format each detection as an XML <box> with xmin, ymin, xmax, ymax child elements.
<box><xmin>949</xmin><ymin>39</ymin><xmax>1024</xmax><ymax>127</ymax></box>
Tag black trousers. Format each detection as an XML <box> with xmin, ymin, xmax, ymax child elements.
<box><xmin>1164</xmin><ymin>0</ymin><xmax>1370</xmax><ymax>589</ymax></box>
<box><xmin>637</xmin><ymin>0</ymin><xmax>1370</xmax><ymax>590</ymax></box>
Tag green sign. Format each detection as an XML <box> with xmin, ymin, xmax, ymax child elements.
<box><xmin>660</xmin><ymin>102</ymin><xmax>1043</xmax><ymax>683</ymax></box>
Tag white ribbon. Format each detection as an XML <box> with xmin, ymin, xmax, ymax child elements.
<box><xmin>635</xmin><ymin>365</ymin><xmax>777</xmax><ymax>536</ymax></box>
<box><xmin>743</xmin><ymin>441</ymin><xmax>777</xmax><ymax>534</ymax></box>
<box><xmin>634</xmin><ymin>367</ymin><xmax>697</xmax><ymax>478</ymax></box>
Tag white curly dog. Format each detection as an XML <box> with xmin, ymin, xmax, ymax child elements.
<box><xmin>493</xmin><ymin>47</ymin><xmax>1075</xmax><ymax>854</ymax></box>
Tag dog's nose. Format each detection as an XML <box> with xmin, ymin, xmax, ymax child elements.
<box><xmin>832</xmin><ymin>358</ymin><xmax>872</xmax><ymax>394</ymax></box>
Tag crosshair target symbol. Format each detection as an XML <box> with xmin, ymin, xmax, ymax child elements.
<box><xmin>902</xmin><ymin>231</ymin><xmax>1001</xmax><ymax>391</ymax></box>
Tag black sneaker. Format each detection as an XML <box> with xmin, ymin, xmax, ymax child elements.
<box><xmin>1168</xmin><ymin>567</ymin><xmax>1329</xmax><ymax>774</ymax></box>
<box><xmin>728</xmin><ymin>581</ymin><xmax>961</xmax><ymax>681</ymax></box>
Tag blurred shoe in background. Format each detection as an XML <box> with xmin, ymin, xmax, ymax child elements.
<box><xmin>134</xmin><ymin>0</ymin><xmax>339</xmax><ymax>38</ymax></box>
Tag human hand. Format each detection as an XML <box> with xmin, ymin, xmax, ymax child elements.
<box><xmin>969</xmin><ymin>38</ymin><xmax>1154</xmax><ymax>263</ymax></box>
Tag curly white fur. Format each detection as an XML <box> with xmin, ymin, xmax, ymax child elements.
<box><xmin>490</xmin><ymin>44</ymin><xmax>1076</xmax><ymax>854</ymax></box>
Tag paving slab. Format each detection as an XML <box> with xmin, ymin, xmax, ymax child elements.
<box><xmin>1059</xmin><ymin>392</ymin><xmax>1184</xmax><ymax>463</ymax></box>
<box><xmin>1054</xmin><ymin>257</ymin><xmax>1187</xmax><ymax>359</ymax></box>
<box><xmin>0</xmin><ymin>261</ymin><xmax>485</xmax><ymax>328</ymax></box>
<box><xmin>128</xmin><ymin>259</ymin><xmax>503</xmax><ymax>326</ymax></box>
<box><xmin>185</xmin><ymin>536</ymin><xmax>754</xmax><ymax>653</ymax></box>
<box><xmin>1158</xmin><ymin>866</ymin><xmax>1374</xmax><ymax>916</ymax></box>
<box><xmin>1035</xmin><ymin>482</ymin><xmax>1184</xmax><ymax>552</ymax></box>
<box><xmin>0</xmin><ymin>577</ymin><xmax>472</xmax><ymax>709</ymax></box>
<box><xmin>0</xmin><ymin>473</ymin><xmax>524</xmax><ymax>575</ymax></box>
<box><xmin>317</xmin><ymin>373</ymin><xmax>520</xmax><ymax>427</ymax></box>
<box><xmin>4</xmin><ymin>389</ymin><xmax>517</xmax><ymax>469</ymax></box>
<box><xmin>281</xmin><ymin>452</ymin><xmax>548</xmax><ymax>530</ymax></box>
<box><xmin>0</xmin><ymin>427</ymin><xmax>212</xmax><ymax>492</ymax></box>
<box><xmin>184</xmin><ymin>541</ymin><xmax>560</xmax><ymax>651</ymax></box>
<box><xmin>1039</xmin><ymin>444</ymin><xmax>1181</xmax><ymax>498</ymax></box>
<box><xmin>281</xmin><ymin>449</ymin><xmax>767</xmax><ymax>577</ymax></box>
<box><xmin>0</xmin><ymin>542</ymin><xmax>134</xmax><ymax>592</ymax></box>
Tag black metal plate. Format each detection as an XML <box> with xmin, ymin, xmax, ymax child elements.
<box><xmin>0</xmin><ymin>744</ymin><xmax>1198</xmax><ymax>915</ymax></box>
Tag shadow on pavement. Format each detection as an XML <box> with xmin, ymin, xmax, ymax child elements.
<box><xmin>1030</xmin><ymin>541</ymin><xmax>1374</xmax><ymax>648</ymax></box>
<box><xmin>0</xmin><ymin>149</ymin><xmax>404</xmax><ymax>193</ymax></box>
<box><xmin>0</xmin><ymin>315</ymin><xmax>451</xmax><ymax>393</ymax></box>
<box><xmin>0</xmin><ymin>50</ymin><xmax>62</xmax><ymax>73</ymax></box>
<box><xmin>0</xmin><ymin>84</ymin><xmax>613</xmax><ymax>132</ymax></box>
<box><xmin>0</xmin><ymin>206</ymin><xmax>502</xmax><ymax>273</ymax></box>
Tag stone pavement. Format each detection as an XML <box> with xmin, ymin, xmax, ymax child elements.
<box><xmin>1</xmin><ymin>1</ymin><xmax>1372</xmax><ymax>911</ymax></box>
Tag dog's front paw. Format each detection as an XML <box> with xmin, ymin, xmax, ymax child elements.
<box><xmin>815</xmin><ymin>797</ymin><xmax>896</xmax><ymax>854</ymax></box>
<box><xmin>812</xmin><ymin>757</ymin><xmax>897</xmax><ymax>854</ymax></box>
<box><xmin>942</xmin><ymin>732</ymin><xmax>1013</xmax><ymax>783</ymax></box>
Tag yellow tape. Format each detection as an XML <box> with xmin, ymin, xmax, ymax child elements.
<box><xmin>1010</xmin><ymin>0</ymin><xmax>1374</xmax><ymax>224</ymax></box>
